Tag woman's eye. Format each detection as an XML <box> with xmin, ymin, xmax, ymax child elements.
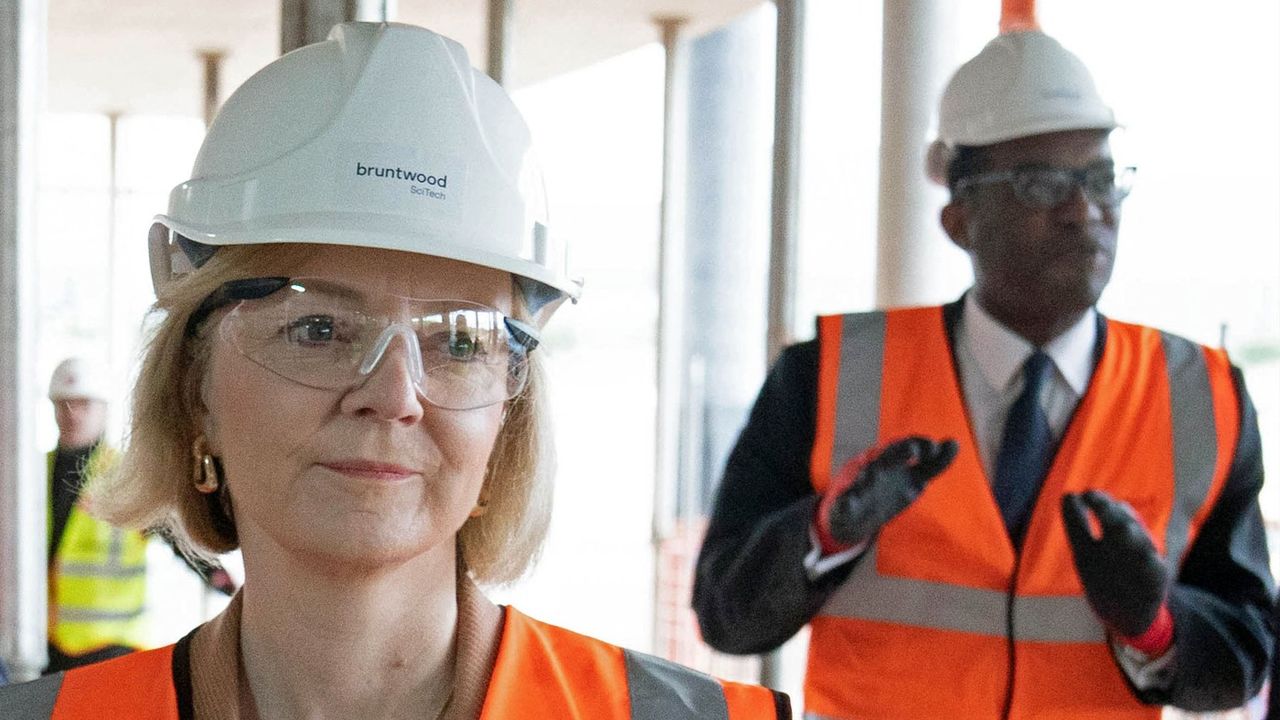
<box><xmin>448</xmin><ymin>332</ymin><xmax>479</xmax><ymax>360</ymax></box>
<box><xmin>285</xmin><ymin>315</ymin><xmax>338</xmax><ymax>344</ymax></box>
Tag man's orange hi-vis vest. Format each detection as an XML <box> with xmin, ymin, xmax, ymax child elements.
<box><xmin>6</xmin><ymin>606</ymin><xmax>787</xmax><ymax>719</ymax></box>
<box><xmin>804</xmin><ymin>307</ymin><xmax>1239</xmax><ymax>720</ymax></box>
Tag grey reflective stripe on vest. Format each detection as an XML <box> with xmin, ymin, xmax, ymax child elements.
<box><xmin>816</xmin><ymin>316</ymin><xmax>1225</xmax><ymax>643</ymax></box>
<box><xmin>1011</xmin><ymin>593</ymin><xmax>1106</xmax><ymax>642</ymax></box>
<box><xmin>827</xmin><ymin>312</ymin><xmax>886</xmax><ymax>478</ymax></box>
<box><xmin>804</xmin><ymin>714</ymin><xmax>841</xmax><ymax>720</ymax></box>
<box><xmin>822</xmin><ymin>546</ymin><xmax>1107</xmax><ymax>642</ymax></box>
<box><xmin>0</xmin><ymin>672</ymin><xmax>64</xmax><ymax>719</ymax></box>
<box><xmin>57</xmin><ymin>524</ymin><xmax>145</xmax><ymax>620</ymax></box>
<box><xmin>59</xmin><ymin>525</ymin><xmax>145</xmax><ymax>580</ymax></box>
<box><xmin>624</xmin><ymin>649</ymin><xmax>730</xmax><ymax>720</ymax></box>
<box><xmin>56</xmin><ymin>607</ymin><xmax>145</xmax><ymax>623</ymax></box>
<box><xmin>58</xmin><ymin>562</ymin><xmax>147</xmax><ymax>579</ymax></box>
<box><xmin>1161</xmin><ymin>332</ymin><xmax>1220</xmax><ymax>569</ymax></box>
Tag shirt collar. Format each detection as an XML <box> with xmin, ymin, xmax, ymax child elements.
<box><xmin>962</xmin><ymin>293</ymin><xmax>1097</xmax><ymax>396</ymax></box>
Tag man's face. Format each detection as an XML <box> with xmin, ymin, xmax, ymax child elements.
<box><xmin>943</xmin><ymin>129</ymin><xmax>1121</xmax><ymax>335</ymax></box>
<box><xmin>53</xmin><ymin>397</ymin><xmax>107</xmax><ymax>449</ymax></box>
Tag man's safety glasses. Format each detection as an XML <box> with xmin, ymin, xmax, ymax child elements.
<box><xmin>955</xmin><ymin>164</ymin><xmax>1137</xmax><ymax>209</ymax></box>
<box><xmin>187</xmin><ymin>277</ymin><xmax>540</xmax><ymax>411</ymax></box>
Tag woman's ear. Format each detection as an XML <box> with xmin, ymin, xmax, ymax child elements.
<box><xmin>200</xmin><ymin>414</ymin><xmax>221</xmax><ymax>455</ymax></box>
<box><xmin>197</xmin><ymin>373</ymin><xmax>221</xmax><ymax>455</ymax></box>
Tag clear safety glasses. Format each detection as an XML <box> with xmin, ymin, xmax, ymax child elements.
<box><xmin>188</xmin><ymin>277</ymin><xmax>539</xmax><ymax>411</ymax></box>
<box><xmin>955</xmin><ymin>164</ymin><xmax>1137</xmax><ymax>209</ymax></box>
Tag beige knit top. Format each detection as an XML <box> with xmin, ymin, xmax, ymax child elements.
<box><xmin>187</xmin><ymin>575</ymin><xmax>505</xmax><ymax>720</ymax></box>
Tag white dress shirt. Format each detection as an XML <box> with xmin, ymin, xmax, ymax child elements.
<box><xmin>955</xmin><ymin>292</ymin><xmax>1096</xmax><ymax>481</ymax></box>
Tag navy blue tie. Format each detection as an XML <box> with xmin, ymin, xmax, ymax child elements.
<box><xmin>993</xmin><ymin>351</ymin><xmax>1055</xmax><ymax>546</ymax></box>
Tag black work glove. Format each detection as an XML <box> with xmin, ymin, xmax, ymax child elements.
<box><xmin>815</xmin><ymin>436</ymin><xmax>959</xmax><ymax>552</ymax></box>
<box><xmin>1061</xmin><ymin>489</ymin><xmax>1172</xmax><ymax>638</ymax></box>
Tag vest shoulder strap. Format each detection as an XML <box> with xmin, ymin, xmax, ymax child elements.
<box><xmin>813</xmin><ymin>307</ymin><xmax>932</xmax><ymax>492</ymax></box>
<box><xmin>0</xmin><ymin>672</ymin><xmax>64</xmax><ymax>720</ymax></box>
<box><xmin>53</xmin><ymin>646</ymin><xmax>177</xmax><ymax>719</ymax></box>
<box><xmin>490</xmin><ymin>608</ymin><xmax>785</xmax><ymax>719</ymax></box>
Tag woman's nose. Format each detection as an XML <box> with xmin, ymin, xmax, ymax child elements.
<box><xmin>339</xmin><ymin>325</ymin><xmax>426</xmax><ymax>423</ymax></box>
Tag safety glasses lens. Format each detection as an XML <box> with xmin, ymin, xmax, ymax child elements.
<box><xmin>1010</xmin><ymin>166</ymin><xmax>1134</xmax><ymax>209</ymax></box>
<box><xmin>220</xmin><ymin>279</ymin><xmax>531</xmax><ymax>410</ymax></box>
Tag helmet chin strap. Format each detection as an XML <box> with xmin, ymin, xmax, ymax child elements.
<box><xmin>515</xmin><ymin>275</ymin><xmax>572</xmax><ymax>326</ymax></box>
<box><xmin>176</xmin><ymin>233</ymin><xmax>219</xmax><ymax>269</ymax></box>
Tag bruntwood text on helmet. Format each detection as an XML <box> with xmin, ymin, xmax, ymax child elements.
<box><xmin>355</xmin><ymin>162</ymin><xmax>448</xmax><ymax>200</ymax></box>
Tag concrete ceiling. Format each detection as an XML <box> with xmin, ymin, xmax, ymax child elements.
<box><xmin>47</xmin><ymin>0</ymin><xmax>765</xmax><ymax>117</ymax></box>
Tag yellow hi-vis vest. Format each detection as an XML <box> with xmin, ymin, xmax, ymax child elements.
<box><xmin>46</xmin><ymin>450</ymin><xmax>149</xmax><ymax>656</ymax></box>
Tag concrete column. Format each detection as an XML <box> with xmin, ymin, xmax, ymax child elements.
<box><xmin>874</xmin><ymin>0</ymin><xmax>954</xmax><ymax>307</ymax></box>
<box><xmin>199</xmin><ymin>50</ymin><xmax>224</xmax><ymax>128</ymax></box>
<box><xmin>281</xmin><ymin>0</ymin><xmax>394</xmax><ymax>54</ymax></box>
<box><xmin>685</xmin><ymin>14</ymin><xmax>771</xmax><ymax>519</ymax></box>
<box><xmin>760</xmin><ymin>1</ymin><xmax>805</xmax><ymax>687</ymax></box>
<box><xmin>486</xmin><ymin>0</ymin><xmax>514</xmax><ymax>86</ymax></box>
<box><xmin>766</xmin><ymin>0</ymin><xmax>804</xmax><ymax>365</ymax></box>
<box><xmin>355</xmin><ymin>0</ymin><xmax>397</xmax><ymax>22</ymax></box>
<box><xmin>651</xmin><ymin>16</ymin><xmax>688</xmax><ymax>547</ymax></box>
<box><xmin>105</xmin><ymin>112</ymin><xmax>120</xmax><ymax>369</ymax></box>
<box><xmin>0</xmin><ymin>0</ymin><xmax>46</xmax><ymax>683</ymax></box>
<box><xmin>682</xmin><ymin>12</ymin><xmax>774</xmax><ymax>685</ymax></box>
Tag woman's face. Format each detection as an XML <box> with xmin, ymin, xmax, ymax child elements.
<box><xmin>201</xmin><ymin>245</ymin><xmax>512</xmax><ymax>574</ymax></box>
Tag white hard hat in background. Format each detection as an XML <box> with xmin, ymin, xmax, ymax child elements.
<box><xmin>48</xmin><ymin>357</ymin><xmax>110</xmax><ymax>403</ymax></box>
<box><xmin>926</xmin><ymin>30</ymin><xmax>1117</xmax><ymax>185</ymax></box>
<box><xmin>149</xmin><ymin>21</ymin><xmax>581</xmax><ymax>316</ymax></box>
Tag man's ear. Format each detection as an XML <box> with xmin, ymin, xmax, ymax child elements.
<box><xmin>941</xmin><ymin>201</ymin><xmax>970</xmax><ymax>252</ymax></box>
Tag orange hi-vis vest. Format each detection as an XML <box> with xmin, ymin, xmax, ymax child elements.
<box><xmin>5</xmin><ymin>606</ymin><xmax>787</xmax><ymax>719</ymax></box>
<box><xmin>804</xmin><ymin>307</ymin><xmax>1240</xmax><ymax>720</ymax></box>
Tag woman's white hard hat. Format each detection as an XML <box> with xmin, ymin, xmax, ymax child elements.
<box><xmin>925</xmin><ymin>30</ymin><xmax>1117</xmax><ymax>185</ymax></box>
<box><xmin>149</xmin><ymin>21</ymin><xmax>581</xmax><ymax>314</ymax></box>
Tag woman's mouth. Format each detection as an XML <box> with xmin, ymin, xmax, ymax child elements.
<box><xmin>319</xmin><ymin>460</ymin><xmax>418</xmax><ymax>482</ymax></box>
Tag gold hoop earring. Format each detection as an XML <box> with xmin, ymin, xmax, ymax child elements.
<box><xmin>192</xmin><ymin>437</ymin><xmax>221</xmax><ymax>494</ymax></box>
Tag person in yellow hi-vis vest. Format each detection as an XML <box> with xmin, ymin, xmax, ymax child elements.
<box><xmin>44</xmin><ymin>357</ymin><xmax>149</xmax><ymax>673</ymax></box>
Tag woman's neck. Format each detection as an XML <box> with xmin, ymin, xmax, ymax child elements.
<box><xmin>238</xmin><ymin>541</ymin><xmax>459</xmax><ymax>720</ymax></box>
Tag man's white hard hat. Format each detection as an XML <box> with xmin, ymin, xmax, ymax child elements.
<box><xmin>926</xmin><ymin>30</ymin><xmax>1117</xmax><ymax>185</ymax></box>
<box><xmin>149</xmin><ymin>21</ymin><xmax>581</xmax><ymax>314</ymax></box>
<box><xmin>48</xmin><ymin>357</ymin><xmax>110</xmax><ymax>403</ymax></box>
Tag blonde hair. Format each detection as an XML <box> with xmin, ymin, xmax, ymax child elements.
<box><xmin>89</xmin><ymin>243</ymin><xmax>555</xmax><ymax>585</ymax></box>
